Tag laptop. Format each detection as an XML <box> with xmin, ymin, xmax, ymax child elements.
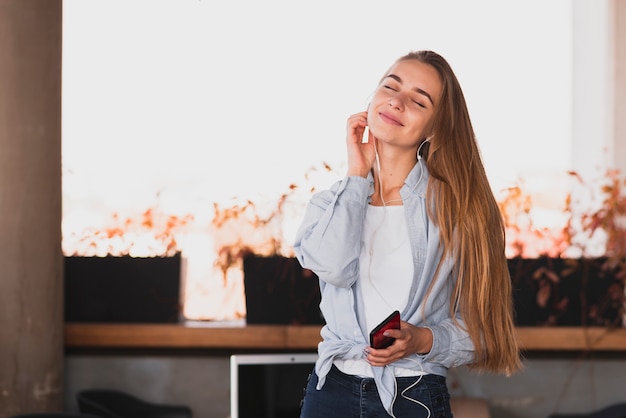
<box><xmin>230</xmin><ymin>353</ymin><xmax>318</xmax><ymax>418</ymax></box>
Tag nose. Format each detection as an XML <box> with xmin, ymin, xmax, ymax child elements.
<box><xmin>388</xmin><ymin>94</ymin><xmax>404</xmax><ymax>110</ymax></box>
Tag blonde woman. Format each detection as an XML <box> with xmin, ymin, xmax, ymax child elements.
<box><xmin>294</xmin><ymin>50</ymin><xmax>522</xmax><ymax>418</ymax></box>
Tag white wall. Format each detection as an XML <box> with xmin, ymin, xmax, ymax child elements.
<box><xmin>572</xmin><ymin>0</ymin><xmax>614</xmax><ymax>179</ymax></box>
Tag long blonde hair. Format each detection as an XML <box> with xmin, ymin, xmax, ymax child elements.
<box><xmin>401</xmin><ymin>51</ymin><xmax>522</xmax><ymax>375</ymax></box>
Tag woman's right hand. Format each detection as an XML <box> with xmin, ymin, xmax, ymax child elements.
<box><xmin>346</xmin><ymin>111</ymin><xmax>376</xmax><ymax>178</ymax></box>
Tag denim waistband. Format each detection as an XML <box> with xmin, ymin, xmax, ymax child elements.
<box><xmin>326</xmin><ymin>363</ymin><xmax>446</xmax><ymax>390</ymax></box>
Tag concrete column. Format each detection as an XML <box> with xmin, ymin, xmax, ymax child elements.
<box><xmin>0</xmin><ymin>0</ymin><xmax>63</xmax><ymax>415</ymax></box>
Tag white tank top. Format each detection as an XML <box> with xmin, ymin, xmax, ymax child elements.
<box><xmin>335</xmin><ymin>204</ymin><xmax>423</xmax><ymax>377</ymax></box>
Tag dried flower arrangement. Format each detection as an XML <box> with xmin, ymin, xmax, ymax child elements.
<box><xmin>63</xmin><ymin>206</ymin><xmax>195</xmax><ymax>323</ymax></box>
<box><xmin>63</xmin><ymin>207</ymin><xmax>194</xmax><ymax>257</ymax></box>
<box><xmin>498</xmin><ymin>182</ymin><xmax>571</xmax><ymax>258</ymax></box>
<box><xmin>207</xmin><ymin>163</ymin><xmax>626</xmax><ymax>326</ymax></box>
<box><xmin>209</xmin><ymin>163</ymin><xmax>626</xmax><ymax>286</ymax></box>
<box><xmin>501</xmin><ymin>168</ymin><xmax>626</xmax><ymax>327</ymax></box>
<box><xmin>577</xmin><ymin>168</ymin><xmax>626</xmax><ymax>273</ymax></box>
<box><xmin>499</xmin><ymin>168</ymin><xmax>626</xmax><ymax>260</ymax></box>
<box><xmin>209</xmin><ymin>162</ymin><xmax>338</xmax><ymax>284</ymax></box>
<box><xmin>62</xmin><ymin>161</ymin><xmax>626</xmax><ymax>325</ymax></box>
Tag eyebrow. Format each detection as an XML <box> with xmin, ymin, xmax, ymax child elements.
<box><xmin>386</xmin><ymin>74</ymin><xmax>435</xmax><ymax>105</ymax></box>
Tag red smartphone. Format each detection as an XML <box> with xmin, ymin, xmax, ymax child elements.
<box><xmin>369</xmin><ymin>310</ymin><xmax>400</xmax><ymax>349</ymax></box>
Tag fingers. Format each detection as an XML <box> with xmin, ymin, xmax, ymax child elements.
<box><xmin>347</xmin><ymin>111</ymin><xmax>368</xmax><ymax>144</ymax></box>
<box><xmin>365</xmin><ymin>344</ymin><xmax>403</xmax><ymax>367</ymax></box>
<box><xmin>364</xmin><ymin>323</ymin><xmax>423</xmax><ymax>367</ymax></box>
<box><xmin>364</xmin><ymin>329</ymin><xmax>405</xmax><ymax>367</ymax></box>
<box><xmin>346</xmin><ymin>111</ymin><xmax>375</xmax><ymax>177</ymax></box>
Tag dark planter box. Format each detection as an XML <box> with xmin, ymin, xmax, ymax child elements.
<box><xmin>509</xmin><ymin>257</ymin><xmax>624</xmax><ymax>327</ymax></box>
<box><xmin>64</xmin><ymin>253</ymin><xmax>182</xmax><ymax>323</ymax></box>
<box><xmin>243</xmin><ymin>255</ymin><xmax>325</xmax><ymax>325</ymax></box>
<box><xmin>243</xmin><ymin>255</ymin><xmax>624</xmax><ymax>327</ymax></box>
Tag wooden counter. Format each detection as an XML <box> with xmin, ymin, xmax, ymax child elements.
<box><xmin>64</xmin><ymin>323</ymin><xmax>626</xmax><ymax>352</ymax></box>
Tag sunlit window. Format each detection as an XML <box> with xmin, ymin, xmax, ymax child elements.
<box><xmin>62</xmin><ymin>0</ymin><xmax>574</xmax><ymax>320</ymax></box>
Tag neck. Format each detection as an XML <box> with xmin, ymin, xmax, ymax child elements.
<box><xmin>369</xmin><ymin>187</ymin><xmax>404</xmax><ymax>206</ymax></box>
<box><xmin>372</xmin><ymin>148</ymin><xmax>417</xmax><ymax>206</ymax></box>
<box><xmin>373</xmin><ymin>149</ymin><xmax>416</xmax><ymax>187</ymax></box>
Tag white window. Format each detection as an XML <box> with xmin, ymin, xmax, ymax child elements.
<box><xmin>62</xmin><ymin>0</ymin><xmax>575</xmax><ymax>320</ymax></box>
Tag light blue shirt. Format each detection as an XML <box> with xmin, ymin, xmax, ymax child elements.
<box><xmin>293</xmin><ymin>160</ymin><xmax>475</xmax><ymax>416</ymax></box>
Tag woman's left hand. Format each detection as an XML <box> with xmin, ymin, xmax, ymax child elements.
<box><xmin>365</xmin><ymin>321</ymin><xmax>433</xmax><ymax>367</ymax></box>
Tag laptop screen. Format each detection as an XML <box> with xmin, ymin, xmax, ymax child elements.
<box><xmin>230</xmin><ymin>353</ymin><xmax>318</xmax><ymax>418</ymax></box>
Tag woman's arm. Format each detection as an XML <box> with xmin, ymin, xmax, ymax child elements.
<box><xmin>293</xmin><ymin>175</ymin><xmax>371</xmax><ymax>288</ymax></box>
<box><xmin>365</xmin><ymin>315</ymin><xmax>474</xmax><ymax>369</ymax></box>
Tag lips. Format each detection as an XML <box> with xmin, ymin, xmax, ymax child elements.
<box><xmin>378</xmin><ymin>111</ymin><xmax>403</xmax><ymax>126</ymax></box>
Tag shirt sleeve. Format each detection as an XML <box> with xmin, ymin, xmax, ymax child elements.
<box><xmin>421</xmin><ymin>315</ymin><xmax>475</xmax><ymax>368</ymax></box>
<box><xmin>293</xmin><ymin>175</ymin><xmax>371</xmax><ymax>288</ymax></box>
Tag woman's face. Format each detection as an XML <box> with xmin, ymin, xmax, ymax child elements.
<box><xmin>367</xmin><ymin>59</ymin><xmax>442</xmax><ymax>149</ymax></box>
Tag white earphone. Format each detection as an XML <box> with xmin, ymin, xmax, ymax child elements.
<box><xmin>417</xmin><ymin>136</ymin><xmax>432</xmax><ymax>161</ymax></box>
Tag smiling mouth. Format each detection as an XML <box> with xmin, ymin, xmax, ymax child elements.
<box><xmin>379</xmin><ymin>112</ymin><xmax>403</xmax><ymax>126</ymax></box>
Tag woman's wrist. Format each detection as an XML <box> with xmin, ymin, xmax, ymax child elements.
<box><xmin>416</xmin><ymin>327</ymin><xmax>433</xmax><ymax>355</ymax></box>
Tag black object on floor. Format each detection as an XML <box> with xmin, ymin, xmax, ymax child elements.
<box><xmin>10</xmin><ymin>414</ymin><xmax>101</xmax><ymax>418</ymax></box>
<box><xmin>77</xmin><ymin>389</ymin><xmax>192</xmax><ymax>418</ymax></box>
<box><xmin>549</xmin><ymin>403</ymin><xmax>626</xmax><ymax>418</ymax></box>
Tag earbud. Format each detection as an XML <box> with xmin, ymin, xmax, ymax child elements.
<box><xmin>417</xmin><ymin>137</ymin><xmax>431</xmax><ymax>161</ymax></box>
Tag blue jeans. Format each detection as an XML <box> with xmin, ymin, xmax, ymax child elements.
<box><xmin>299</xmin><ymin>364</ymin><xmax>452</xmax><ymax>418</ymax></box>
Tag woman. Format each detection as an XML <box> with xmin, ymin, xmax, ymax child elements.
<box><xmin>293</xmin><ymin>50</ymin><xmax>522</xmax><ymax>418</ymax></box>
